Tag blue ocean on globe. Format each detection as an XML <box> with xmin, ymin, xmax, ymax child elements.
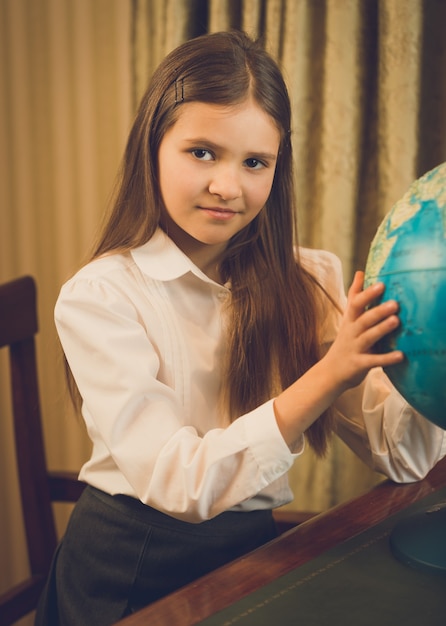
<box><xmin>364</xmin><ymin>162</ymin><xmax>446</xmax><ymax>430</ymax></box>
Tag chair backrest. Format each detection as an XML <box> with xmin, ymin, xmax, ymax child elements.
<box><xmin>0</xmin><ymin>276</ymin><xmax>83</xmax><ymax>625</ymax></box>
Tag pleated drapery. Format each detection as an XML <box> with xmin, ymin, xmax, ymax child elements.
<box><xmin>1</xmin><ymin>0</ymin><xmax>446</xmax><ymax>614</ymax></box>
<box><xmin>0</xmin><ymin>0</ymin><xmax>133</xmax><ymax>612</ymax></box>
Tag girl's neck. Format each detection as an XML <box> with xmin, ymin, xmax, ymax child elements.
<box><xmin>161</xmin><ymin>219</ymin><xmax>226</xmax><ymax>283</ymax></box>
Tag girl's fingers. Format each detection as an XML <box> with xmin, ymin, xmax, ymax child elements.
<box><xmin>341</xmin><ymin>273</ymin><xmax>404</xmax><ymax>368</ymax></box>
<box><xmin>347</xmin><ymin>284</ymin><xmax>402</xmax><ymax>351</ymax></box>
<box><xmin>367</xmin><ymin>348</ymin><xmax>405</xmax><ymax>371</ymax></box>
<box><xmin>347</xmin><ymin>274</ymin><xmax>386</xmax><ymax>316</ymax></box>
<box><xmin>359</xmin><ymin>299</ymin><xmax>400</xmax><ymax>330</ymax></box>
<box><xmin>350</xmin><ymin>271</ymin><xmax>365</xmax><ymax>293</ymax></box>
<box><xmin>357</xmin><ymin>313</ymin><xmax>400</xmax><ymax>351</ymax></box>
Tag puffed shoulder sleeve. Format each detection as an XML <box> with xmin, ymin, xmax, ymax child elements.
<box><xmin>298</xmin><ymin>247</ymin><xmax>346</xmax><ymax>344</ymax></box>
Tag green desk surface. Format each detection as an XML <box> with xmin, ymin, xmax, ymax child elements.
<box><xmin>199</xmin><ymin>488</ymin><xmax>446</xmax><ymax>626</ymax></box>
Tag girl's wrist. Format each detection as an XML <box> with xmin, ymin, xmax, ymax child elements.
<box><xmin>273</xmin><ymin>359</ymin><xmax>342</xmax><ymax>449</ymax></box>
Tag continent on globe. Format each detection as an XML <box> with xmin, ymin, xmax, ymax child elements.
<box><xmin>364</xmin><ymin>162</ymin><xmax>446</xmax><ymax>430</ymax></box>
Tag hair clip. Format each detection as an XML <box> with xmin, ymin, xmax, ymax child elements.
<box><xmin>174</xmin><ymin>77</ymin><xmax>184</xmax><ymax>104</ymax></box>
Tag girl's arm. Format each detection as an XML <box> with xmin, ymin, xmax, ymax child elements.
<box><xmin>273</xmin><ymin>272</ymin><xmax>404</xmax><ymax>451</ymax></box>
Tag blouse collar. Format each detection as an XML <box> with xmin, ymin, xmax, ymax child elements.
<box><xmin>130</xmin><ymin>228</ymin><xmax>227</xmax><ymax>289</ymax></box>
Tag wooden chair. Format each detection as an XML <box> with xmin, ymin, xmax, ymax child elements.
<box><xmin>0</xmin><ymin>275</ymin><xmax>86</xmax><ymax>625</ymax></box>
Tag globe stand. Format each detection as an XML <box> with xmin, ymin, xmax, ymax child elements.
<box><xmin>389</xmin><ymin>502</ymin><xmax>446</xmax><ymax>575</ymax></box>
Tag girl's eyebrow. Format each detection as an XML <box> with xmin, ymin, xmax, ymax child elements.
<box><xmin>182</xmin><ymin>138</ymin><xmax>278</xmax><ymax>161</ymax></box>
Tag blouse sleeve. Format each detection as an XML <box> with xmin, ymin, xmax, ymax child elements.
<box><xmin>300</xmin><ymin>247</ymin><xmax>446</xmax><ymax>482</ymax></box>
<box><xmin>334</xmin><ymin>371</ymin><xmax>446</xmax><ymax>482</ymax></box>
<box><xmin>55</xmin><ymin>273</ymin><xmax>299</xmax><ymax>522</ymax></box>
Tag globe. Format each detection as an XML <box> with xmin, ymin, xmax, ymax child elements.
<box><xmin>364</xmin><ymin>162</ymin><xmax>446</xmax><ymax>431</ymax></box>
<box><xmin>364</xmin><ymin>163</ymin><xmax>446</xmax><ymax>576</ymax></box>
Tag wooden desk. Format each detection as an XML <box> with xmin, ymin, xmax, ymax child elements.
<box><xmin>117</xmin><ymin>457</ymin><xmax>446</xmax><ymax>626</ymax></box>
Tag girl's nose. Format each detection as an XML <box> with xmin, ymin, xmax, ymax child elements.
<box><xmin>208</xmin><ymin>167</ymin><xmax>242</xmax><ymax>201</ymax></box>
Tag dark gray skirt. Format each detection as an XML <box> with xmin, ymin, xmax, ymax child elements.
<box><xmin>35</xmin><ymin>485</ymin><xmax>277</xmax><ymax>626</ymax></box>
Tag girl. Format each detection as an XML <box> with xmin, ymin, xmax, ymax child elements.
<box><xmin>36</xmin><ymin>31</ymin><xmax>445</xmax><ymax>625</ymax></box>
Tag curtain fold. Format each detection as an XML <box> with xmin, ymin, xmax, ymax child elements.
<box><xmin>1</xmin><ymin>0</ymin><xmax>446</xmax><ymax>607</ymax></box>
<box><xmin>0</xmin><ymin>0</ymin><xmax>133</xmax><ymax>606</ymax></box>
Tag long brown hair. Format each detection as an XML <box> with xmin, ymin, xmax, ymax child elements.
<box><xmin>68</xmin><ymin>31</ymin><xmax>337</xmax><ymax>455</ymax></box>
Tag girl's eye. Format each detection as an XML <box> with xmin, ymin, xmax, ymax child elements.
<box><xmin>191</xmin><ymin>149</ymin><xmax>213</xmax><ymax>161</ymax></box>
<box><xmin>245</xmin><ymin>158</ymin><xmax>265</xmax><ymax>170</ymax></box>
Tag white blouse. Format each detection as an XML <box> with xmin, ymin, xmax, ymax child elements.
<box><xmin>55</xmin><ymin>229</ymin><xmax>446</xmax><ymax>522</ymax></box>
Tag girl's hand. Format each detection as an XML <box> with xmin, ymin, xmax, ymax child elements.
<box><xmin>274</xmin><ymin>271</ymin><xmax>404</xmax><ymax>449</ymax></box>
<box><xmin>324</xmin><ymin>271</ymin><xmax>404</xmax><ymax>391</ymax></box>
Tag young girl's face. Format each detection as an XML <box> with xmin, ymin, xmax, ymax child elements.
<box><xmin>157</xmin><ymin>98</ymin><xmax>280</xmax><ymax>273</ymax></box>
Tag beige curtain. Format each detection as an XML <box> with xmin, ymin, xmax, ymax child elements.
<box><xmin>0</xmin><ymin>0</ymin><xmax>133</xmax><ymax>613</ymax></box>
<box><xmin>1</xmin><ymin>0</ymin><xmax>445</xmax><ymax>611</ymax></box>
